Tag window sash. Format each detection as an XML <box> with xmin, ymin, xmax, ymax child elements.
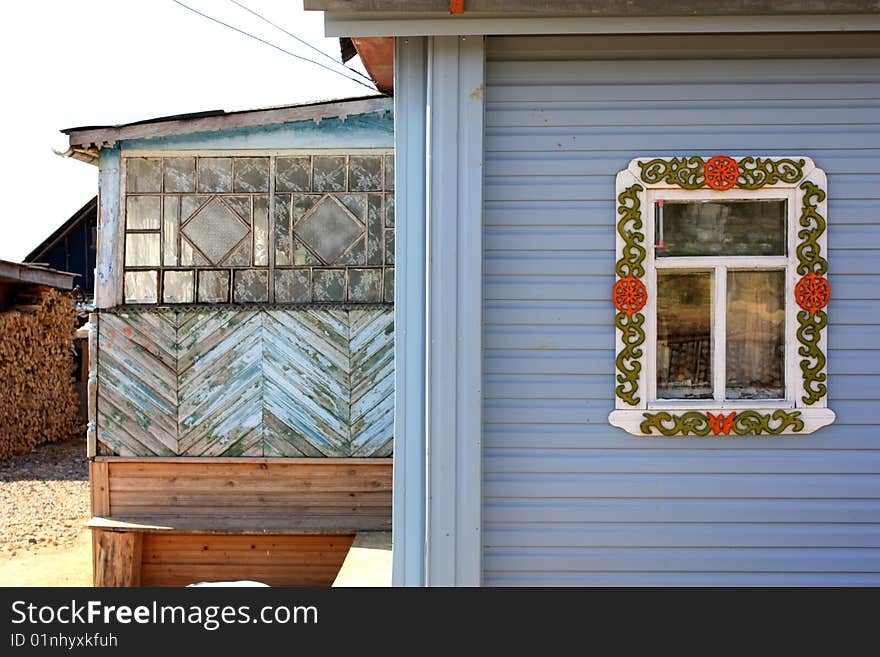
<box><xmin>654</xmin><ymin>264</ymin><xmax>787</xmax><ymax>403</ymax></box>
<box><xmin>646</xmin><ymin>188</ymin><xmax>798</xmax><ymax>406</ymax></box>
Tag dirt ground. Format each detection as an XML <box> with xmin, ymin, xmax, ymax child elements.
<box><xmin>0</xmin><ymin>438</ymin><xmax>92</xmax><ymax>586</ymax></box>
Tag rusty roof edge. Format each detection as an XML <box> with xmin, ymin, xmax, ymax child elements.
<box><xmin>63</xmin><ymin>95</ymin><xmax>392</xmax><ymax>150</ymax></box>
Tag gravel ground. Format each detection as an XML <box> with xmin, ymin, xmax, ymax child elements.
<box><xmin>0</xmin><ymin>438</ymin><xmax>89</xmax><ymax>557</ymax></box>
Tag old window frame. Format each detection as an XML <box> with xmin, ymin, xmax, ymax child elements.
<box><xmin>608</xmin><ymin>156</ymin><xmax>835</xmax><ymax>437</ymax></box>
<box><xmin>116</xmin><ymin>148</ymin><xmax>395</xmax><ymax>306</ymax></box>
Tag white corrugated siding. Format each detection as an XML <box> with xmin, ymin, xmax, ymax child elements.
<box><xmin>482</xmin><ymin>36</ymin><xmax>880</xmax><ymax>585</ymax></box>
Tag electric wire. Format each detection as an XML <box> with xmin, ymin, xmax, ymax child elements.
<box><xmin>226</xmin><ymin>0</ymin><xmax>375</xmax><ymax>83</ymax></box>
<box><xmin>171</xmin><ymin>0</ymin><xmax>377</xmax><ymax>92</ymax></box>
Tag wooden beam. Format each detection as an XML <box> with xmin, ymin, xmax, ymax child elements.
<box><xmin>88</xmin><ymin>516</ymin><xmax>390</xmax><ymax>534</ymax></box>
<box><xmin>90</xmin><ymin>460</ymin><xmax>110</xmax><ymax>516</ymax></box>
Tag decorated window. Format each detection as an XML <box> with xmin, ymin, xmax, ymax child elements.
<box><xmin>609</xmin><ymin>156</ymin><xmax>834</xmax><ymax>436</ymax></box>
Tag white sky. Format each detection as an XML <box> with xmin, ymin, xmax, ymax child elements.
<box><xmin>0</xmin><ymin>0</ymin><xmax>372</xmax><ymax>261</ymax></box>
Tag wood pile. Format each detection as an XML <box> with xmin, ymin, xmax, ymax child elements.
<box><xmin>0</xmin><ymin>285</ymin><xmax>84</xmax><ymax>460</ymax></box>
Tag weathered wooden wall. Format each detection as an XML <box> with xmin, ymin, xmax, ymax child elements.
<box><xmin>89</xmin><ymin>457</ymin><xmax>390</xmax><ymax>586</ymax></box>
<box><xmin>91</xmin><ymin>458</ymin><xmax>392</xmax><ymax>527</ymax></box>
<box><xmin>95</xmin><ymin>307</ymin><xmax>393</xmax><ymax>457</ymax></box>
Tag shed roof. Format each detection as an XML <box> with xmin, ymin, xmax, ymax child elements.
<box><xmin>63</xmin><ymin>95</ymin><xmax>392</xmax><ymax>160</ymax></box>
<box><xmin>25</xmin><ymin>196</ymin><xmax>97</xmax><ymax>265</ymax></box>
<box><xmin>0</xmin><ymin>260</ymin><xmax>76</xmax><ymax>291</ymax></box>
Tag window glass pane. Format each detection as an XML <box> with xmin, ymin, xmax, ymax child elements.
<box><xmin>656</xmin><ymin>200</ymin><xmax>785</xmax><ymax>257</ymax></box>
<box><xmin>124</xmin><ymin>271</ymin><xmax>158</xmax><ymax>304</ymax></box>
<box><xmin>657</xmin><ymin>271</ymin><xmax>713</xmax><ymax>399</ymax></box>
<box><xmin>125</xmin><ymin>233</ymin><xmax>160</xmax><ymax>267</ymax></box>
<box><xmin>126</xmin><ymin>196</ymin><xmax>161</xmax><ymax>230</ymax></box>
<box><xmin>163</xmin><ymin>271</ymin><xmax>194</xmax><ymax>304</ymax></box>
<box><xmin>726</xmin><ymin>270</ymin><xmax>785</xmax><ymax>399</ymax></box>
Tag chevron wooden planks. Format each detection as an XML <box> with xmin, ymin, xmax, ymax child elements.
<box><xmin>97</xmin><ymin>311</ymin><xmax>178</xmax><ymax>456</ymax></box>
<box><xmin>96</xmin><ymin>307</ymin><xmax>394</xmax><ymax>457</ymax></box>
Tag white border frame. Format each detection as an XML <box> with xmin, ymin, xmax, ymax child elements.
<box><xmin>609</xmin><ymin>156</ymin><xmax>835</xmax><ymax>436</ymax></box>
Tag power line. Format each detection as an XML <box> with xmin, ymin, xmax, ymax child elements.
<box><xmin>227</xmin><ymin>0</ymin><xmax>374</xmax><ymax>84</ymax></box>
<box><xmin>171</xmin><ymin>0</ymin><xmax>377</xmax><ymax>92</ymax></box>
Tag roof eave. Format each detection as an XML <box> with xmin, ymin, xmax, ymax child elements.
<box><xmin>63</xmin><ymin>95</ymin><xmax>392</xmax><ymax>152</ymax></box>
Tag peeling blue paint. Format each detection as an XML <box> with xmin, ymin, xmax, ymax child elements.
<box><xmin>121</xmin><ymin>112</ymin><xmax>394</xmax><ymax>151</ymax></box>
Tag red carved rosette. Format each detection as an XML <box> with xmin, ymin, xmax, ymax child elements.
<box><xmin>613</xmin><ymin>277</ymin><xmax>647</xmax><ymax>315</ymax></box>
<box><xmin>704</xmin><ymin>156</ymin><xmax>739</xmax><ymax>191</ymax></box>
<box><xmin>795</xmin><ymin>273</ymin><xmax>831</xmax><ymax>314</ymax></box>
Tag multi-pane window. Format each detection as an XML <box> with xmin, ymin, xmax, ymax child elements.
<box><xmin>120</xmin><ymin>152</ymin><xmax>395</xmax><ymax>305</ymax></box>
<box><xmin>653</xmin><ymin>197</ymin><xmax>788</xmax><ymax>402</ymax></box>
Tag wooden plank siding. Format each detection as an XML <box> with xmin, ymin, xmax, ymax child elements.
<box><xmin>97</xmin><ymin>457</ymin><xmax>391</xmax><ymax>526</ymax></box>
<box><xmin>96</xmin><ymin>308</ymin><xmax>394</xmax><ymax>457</ymax></box>
<box><xmin>89</xmin><ymin>458</ymin><xmax>390</xmax><ymax>586</ymax></box>
<box><xmin>482</xmin><ymin>36</ymin><xmax>880</xmax><ymax>585</ymax></box>
<box><xmin>140</xmin><ymin>534</ymin><xmax>354</xmax><ymax>587</ymax></box>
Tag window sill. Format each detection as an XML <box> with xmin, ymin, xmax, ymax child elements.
<box><xmin>609</xmin><ymin>407</ymin><xmax>835</xmax><ymax>437</ymax></box>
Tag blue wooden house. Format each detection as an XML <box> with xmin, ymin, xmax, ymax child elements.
<box><xmin>306</xmin><ymin>1</ymin><xmax>880</xmax><ymax>586</ymax></box>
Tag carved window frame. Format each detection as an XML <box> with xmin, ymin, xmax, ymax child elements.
<box><xmin>609</xmin><ymin>156</ymin><xmax>835</xmax><ymax>437</ymax></box>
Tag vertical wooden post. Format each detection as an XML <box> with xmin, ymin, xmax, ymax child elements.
<box><xmin>94</xmin><ymin>531</ymin><xmax>142</xmax><ymax>587</ymax></box>
<box><xmin>90</xmin><ymin>460</ymin><xmax>110</xmax><ymax>586</ymax></box>
<box><xmin>86</xmin><ymin>313</ymin><xmax>98</xmax><ymax>457</ymax></box>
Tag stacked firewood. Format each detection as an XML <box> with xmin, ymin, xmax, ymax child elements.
<box><xmin>0</xmin><ymin>286</ymin><xmax>84</xmax><ymax>460</ymax></box>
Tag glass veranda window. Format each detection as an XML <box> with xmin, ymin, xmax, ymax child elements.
<box><xmin>651</xmin><ymin>196</ymin><xmax>789</xmax><ymax>404</ymax></box>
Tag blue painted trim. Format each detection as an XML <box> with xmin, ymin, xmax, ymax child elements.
<box><xmin>391</xmin><ymin>36</ymin><xmax>428</xmax><ymax>588</ymax></box>
<box><xmin>425</xmin><ymin>36</ymin><xmax>485</xmax><ymax>587</ymax></box>
<box><xmin>121</xmin><ymin>112</ymin><xmax>393</xmax><ymax>151</ymax></box>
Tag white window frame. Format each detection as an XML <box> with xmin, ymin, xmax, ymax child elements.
<box><xmin>609</xmin><ymin>156</ymin><xmax>835</xmax><ymax>437</ymax></box>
